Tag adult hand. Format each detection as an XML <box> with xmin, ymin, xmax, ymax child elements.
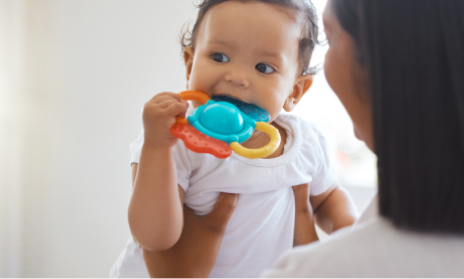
<box><xmin>142</xmin><ymin>193</ymin><xmax>238</xmax><ymax>278</ymax></box>
<box><xmin>292</xmin><ymin>184</ymin><xmax>319</xmax><ymax>246</ymax></box>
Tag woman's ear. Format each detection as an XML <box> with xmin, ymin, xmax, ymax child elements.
<box><xmin>183</xmin><ymin>46</ymin><xmax>194</xmax><ymax>89</ymax></box>
<box><xmin>284</xmin><ymin>75</ymin><xmax>313</xmax><ymax>112</ymax></box>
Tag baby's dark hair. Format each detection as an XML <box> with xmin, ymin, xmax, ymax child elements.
<box><xmin>180</xmin><ymin>0</ymin><xmax>319</xmax><ymax>75</ymax></box>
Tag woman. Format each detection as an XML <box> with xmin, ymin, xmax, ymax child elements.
<box><xmin>143</xmin><ymin>0</ymin><xmax>464</xmax><ymax>277</ymax></box>
<box><xmin>263</xmin><ymin>0</ymin><xmax>464</xmax><ymax>276</ymax></box>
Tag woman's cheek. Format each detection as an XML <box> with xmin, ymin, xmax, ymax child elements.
<box><xmin>354</xmin><ymin>126</ymin><xmax>363</xmax><ymax>141</ymax></box>
<box><xmin>324</xmin><ymin>46</ymin><xmax>352</xmax><ymax>104</ymax></box>
<box><xmin>324</xmin><ymin>48</ymin><xmax>338</xmax><ymax>94</ymax></box>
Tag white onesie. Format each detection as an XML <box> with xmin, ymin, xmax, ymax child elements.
<box><xmin>110</xmin><ymin>113</ymin><xmax>335</xmax><ymax>278</ymax></box>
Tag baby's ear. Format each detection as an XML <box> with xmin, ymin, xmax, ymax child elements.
<box><xmin>283</xmin><ymin>74</ymin><xmax>313</xmax><ymax>112</ymax></box>
<box><xmin>183</xmin><ymin>46</ymin><xmax>194</xmax><ymax>89</ymax></box>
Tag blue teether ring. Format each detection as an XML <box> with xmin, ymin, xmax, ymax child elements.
<box><xmin>188</xmin><ymin>100</ymin><xmax>256</xmax><ymax>144</ymax></box>
<box><xmin>212</xmin><ymin>95</ymin><xmax>270</xmax><ymax>122</ymax></box>
<box><xmin>172</xmin><ymin>91</ymin><xmax>280</xmax><ymax>159</ymax></box>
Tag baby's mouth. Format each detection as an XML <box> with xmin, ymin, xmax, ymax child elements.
<box><xmin>212</xmin><ymin>94</ymin><xmax>248</xmax><ymax>104</ymax></box>
<box><xmin>211</xmin><ymin>94</ymin><xmax>270</xmax><ymax>123</ymax></box>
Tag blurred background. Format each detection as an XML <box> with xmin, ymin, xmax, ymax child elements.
<box><xmin>0</xmin><ymin>0</ymin><xmax>376</xmax><ymax>277</ymax></box>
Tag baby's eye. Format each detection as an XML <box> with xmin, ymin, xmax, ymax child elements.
<box><xmin>255</xmin><ymin>63</ymin><xmax>275</xmax><ymax>74</ymax></box>
<box><xmin>211</xmin><ymin>53</ymin><xmax>230</xmax><ymax>63</ymax></box>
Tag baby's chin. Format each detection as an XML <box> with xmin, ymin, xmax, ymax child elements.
<box><xmin>247</xmin><ymin>129</ymin><xmax>269</xmax><ymax>141</ymax></box>
<box><xmin>190</xmin><ymin>100</ymin><xmax>203</xmax><ymax>109</ymax></box>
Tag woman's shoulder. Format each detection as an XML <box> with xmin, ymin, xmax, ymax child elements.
<box><xmin>262</xmin><ymin>217</ymin><xmax>464</xmax><ymax>277</ymax></box>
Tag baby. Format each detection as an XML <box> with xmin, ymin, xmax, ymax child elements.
<box><xmin>111</xmin><ymin>0</ymin><xmax>358</xmax><ymax>277</ymax></box>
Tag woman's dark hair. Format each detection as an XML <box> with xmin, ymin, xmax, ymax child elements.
<box><xmin>333</xmin><ymin>0</ymin><xmax>464</xmax><ymax>233</ymax></box>
<box><xmin>180</xmin><ymin>0</ymin><xmax>319</xmax><ymax>74</ymax></box>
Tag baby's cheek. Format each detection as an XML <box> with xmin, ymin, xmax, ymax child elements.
<box><xmin>264</xmin><ymin>98</ymin><xmax>285</xmax><ymax>121</ymax></box>
<box><xmin>266</xmin><ymin>106</ymin><xmax>283</xmax><ymax>123</ymax></box>
<box><xmin>188</xmin><ymin>72</ymin><xmax>208</xmax><ymax>92</ymax></box>
<box><xmin>189</xmin><ymin>60</ymin><xmax>211</xmax><ymax>90</ymax></box>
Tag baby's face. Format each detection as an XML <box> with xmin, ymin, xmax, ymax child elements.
<box><xmin>184</xmin><ymin>1</ymin><xmax>308</xmax><ymax>122</ymax></box>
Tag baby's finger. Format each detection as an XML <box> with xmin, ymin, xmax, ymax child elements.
<box><xmin>147</xmin><ymin>93</ymin><xmax>182</xmax><ymax>108</ymax></box>
<box><xmin>155</xmin><ymin>96</ymin><xmax>188</xmax><ymax>110</ymax></box>
<box><xmin>177</xmin><ymin>100</ymin><xmax>190</xmax><ymax>118</ymax></box>
<box><xmin>150</xmin><ymin>94</ymin><xmax>179</xmax><ymax>105</ymax></box>
<box><xmin>164</xmin><ymin>92</ymin><xmax>182</xmax><ymax>102</ymax></box>
<box><xmin>157</xmin><ymin>99</ymin><xmax>178</xmax><ymax>110</ymax></box>
<box><xmin>165</xmin><ymin>101</ymin><xmax>189</xmax><ymax>116</ymax></box>
<box><xmin>153</xmin><ymin>92</ymin><xmax>181</xmax><ymax>101</ymax></box>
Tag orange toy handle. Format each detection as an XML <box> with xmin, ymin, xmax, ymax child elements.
<box><xmin>171</xmin><ymin>91</ymin><xmax>232</xmax><ymax>158</ymax></box>
<box><xmin>175</xmin><ymin>91</ymin><xmax>211</xmax><ymax>125</ymax></box>
<box><xmin>178</xmin><ymin>90</ymin><xmax>211</xmax><ymax>104</ymax></box>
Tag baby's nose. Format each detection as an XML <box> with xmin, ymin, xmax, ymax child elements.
<box><xmin>224</xmin><ymin>68</ymin><xmax>250</xmax><ymax>88</ymax></box>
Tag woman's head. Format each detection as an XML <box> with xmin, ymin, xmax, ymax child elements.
<box><xmin>324</xmin><ymin>0</ymin><xmax>464</xmax><ymax>233</ymax></box>
<box><xmin>322</xmin><ymin>1</ymin><xmax>372</xmax><ymax>149</ymax></box>
<box><xmin>179</xmin><ymin>0</ymin><xmax>319</xmax><ymax>122</ymax></box>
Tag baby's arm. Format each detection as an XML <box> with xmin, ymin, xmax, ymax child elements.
<box><xmin>128</xmin><ymin>92</ymin><xmax>189</xmax><ymax>251</ymax></box>
<box><xmin>310</xmin><ymin>183</ymin><xmax>359</xmax><ymax>234</ymax></box>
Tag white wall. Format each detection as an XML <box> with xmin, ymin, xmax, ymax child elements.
<box><xmin>1</xmin><ymin>0</ymin><xmax>197</xmax><ymax>276</ymax></box>
<box><xmin>0</xmin><ymin>0</ymin><xmax>376</xmax><ymax>277</ymax></box>
<box><xmin>0</xmin><ymin>0</ymin><xmax>26</xmax><ymax>276</ymax></box>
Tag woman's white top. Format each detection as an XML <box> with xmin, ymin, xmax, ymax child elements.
<box><xmin>263</xmin><ymin>194</ymin><xmax>464</xmax><ymax>277</ymax></box>
<box><xmin>110</xmin><ymin>114</ymin><xmax>335</xmax><ymax>278</ymax></box>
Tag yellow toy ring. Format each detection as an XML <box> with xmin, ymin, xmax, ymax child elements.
<box><xmin>230</xmin><ymin>122</ymin><xmax>281</xmax><ymax>159</ymax></box>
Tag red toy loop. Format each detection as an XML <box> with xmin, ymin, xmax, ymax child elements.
<box><xmin>171</xmin><ymin>124</ymin><xmax>232</xmax><ymax>159</ymax></box>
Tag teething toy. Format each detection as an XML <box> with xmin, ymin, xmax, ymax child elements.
<box><xmin>170</xmin><ymin>91</ymin><xmax>281</xmax><ymax>159</ymax></box>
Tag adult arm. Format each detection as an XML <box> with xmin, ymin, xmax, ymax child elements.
<box><xmin>310</xmin><ymin>183</ymin><xmax>359</xmax><ymax>234</ymax></box>
<box><xmin>143</xmin><ymin>193</ymin><xmax>238</xmax><ymax>277</ymax></box>
<box><xmin>293</xmin><ymin>184</ymin><xmax>319</xmax><ymax>246</ymax></box>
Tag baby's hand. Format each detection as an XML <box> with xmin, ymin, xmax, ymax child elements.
<box><xmin>142</xmin><ymin>92</ymin><xmax>189</xmax><ymax>147</ymax></box>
